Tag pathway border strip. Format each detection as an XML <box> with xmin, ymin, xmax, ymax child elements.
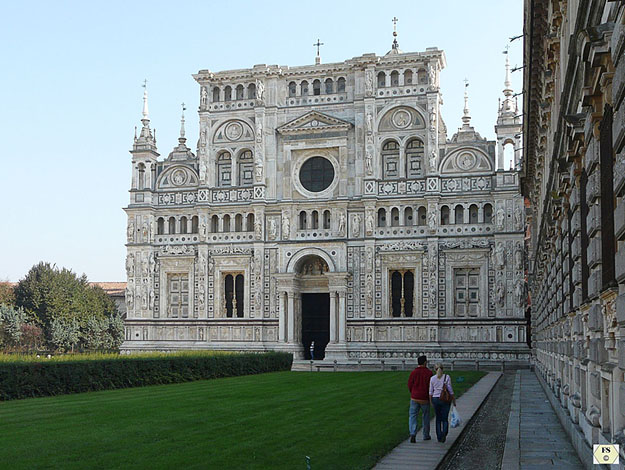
<box><xmin>501</xmin><ymin>370</ymin><xmax>521</xmax><ymax>470</ymax></box>
<box><xmin>373</xmin><ymin>371</ymin><xmax>502</xmax><ymax>470</ymax></box>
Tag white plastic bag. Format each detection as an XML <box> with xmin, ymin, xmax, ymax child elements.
<box><xmin>450</xmin><ymin>405</ymin><xmax>462</xmax><ymax>428</ymax></box>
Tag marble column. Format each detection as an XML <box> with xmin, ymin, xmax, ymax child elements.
<box><xmin>338</xmin><ymin>291</ymin><xmax>346</xmax><ymax>343</ymax></box>
<box><xmin>287</xmin><ymin>292</ymin><xmax>295</xmax><ymax>343</ymax></box>
<box><xmin>278</xmin><ymin>291</ymin><xmax>286</xmax><ymax>342</ymax></box>
<box><xmin>329</xmin><ymin>290</ymin><xmax>336</xmax><ymax>344</ymax></box>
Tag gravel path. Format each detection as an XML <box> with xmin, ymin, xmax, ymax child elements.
<box><xmin>440</xmin><ymin>371</ymin><xmax>515</xmax><ymax>470</ymax></box>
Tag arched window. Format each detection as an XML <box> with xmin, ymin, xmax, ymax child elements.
<box><xmin>225</xmin><ymin>274</ymin><xmax>234</xmax><ymax>317</ymax></box>
<box><xmin>235</xmin><ymin>84</ymin><xmax>244</xmax><ymax>100</ymax></box>
<box><xmin>168</xmin><ymin>217</ymin><xmax>176</xmax><ymax>234</ymax></box>
<box><xmin>224</xmin><ymin>86</ymin><xmax>232</xmax><ymax>101</ymax></box>
<box><xmin>469</xmin><ymin>204</ymin><xmax>479</xmax><ymax>224</ymax></box>
<box><xmin>454</xmin><ymin>205</ymin><xmax>464</xmax><ymax>224</ymax></box>
<box><xmin>484</xmin><ymin>203</ymin><xmax>493</xmax><ymax>223</ymax></box>
<box><xmin>404</xmin><ymin>271</ymin><xmax>414</xmax><ymax>317</ymax></box>
<box><xmin>235</xmin><ymin>214</ymin><xmax>243</xmax><ymax>232</ymax></box>
<box><xmin>378</xmin><ymin>208</ymin><xmax>387</xmax><ymax>227</ymax></box>
<box><xmin>417</xmin><ymin>68</ymin><xmax>427</xmax><ymax>84</ymax></box>
<box><xmin>246</xmin><ymin>213</ymin><xmax>254</xmax><ymax>232</ymax></box>
<box><xmin>382</xmin><ymin>140</ymin><xmax>400</xmax><ymax>179</ymax></box>
<box><xmin>406</xmin><ymin>139</ymin><xmax>424</xmax><ymax>178</ymax></box>
<box><xmin>325</xmin><ymin>78</ymin><xmax>333</xmax><ymax>94</ymax></box>
<box><xmin>377</xmin><ymin>71</ymin><xmax>386</xmax><ymax>87</ymax></box>
<box><xmin>288</xmin><ymin>81</ymin><xmax>297</xmax><ymax>97</ymax></box>
<box><xmin>238</xmin><ymin>150</ymin><xmax>254</xmax><ymax>186</ymax></box>
<box><xmin>311</xmin><ymin>210</ymin><xmax>319</xmax><ymax>229</ymax></box>
<box><xmin>212</xmin><ymin>87</ymin><xmax>220</xmax><ymax>102</ymax></box>
<box><xmin>211</xmin><ymin>215</ymin><xmax>219</xmax><ymax>233</ymax></box>
<box><xmin>323</xmin><ymin>210</ymin><xmax>331</xmax><ymax>229</ymax></box>
<box><xmin>180</xmin><ymin>216</ymin><xmax>188</xmax><ymax>234</ymax></box>
<box><xmin>390</xmin><ymin>70</ymin><xmax>399</xmax><ymax>86</ymax></box>
<box><xmin>337</xmin><ymin>77</ymin><xmax>346</xmax><ymax>93</ymax></box>
<box><xmin>192</xmin><ymin>216</ymin><xmax>199</xmax><ymax>233</ymax></box>
<box><xmin>404</xmin><ymin>207</ymin><xmax>413</xmax><ymax>226</ymax></box>
<box><xmin>157</xmin><ymin>217</ymin><xmax>164</xmax><ymax>235</ymax></box>
<box><xmin>391</xmin><ymin>271</ymin><xmax>402</xmax><ymax>317</ymax></box>
<box><xmin>223</xmin><ymin>214</ymin><xmax>231</xmax><ymax>232</ymax></box>
<box><xmin>247</xmin><ymin>83</ymin><xmax>256</xmax><ymax>99</ymax></box>
<box><xmin>235</xmin><ymin>274</ymin><xmax>244</xmax><ymax>317</ymax></box>
<box><xmin>217</xmin><ymin>151</ymin><xmax>232</xmax><ymax>187</ymax></box>
<box><xmin>137</xmin><ymin>163</ymin><xmax>145</xmax><ymax>189</ymax></box>
<box><xmin>503</xmin><ymin>142</ymin><xmax>515</xmax><ymax>170</ymax></box>
<box><xmin>301</xmin><ymin>80</ymin><xmax>309</xmax><ymax>96</ymax></box>
<box><xmin>313</xmin><ymin>79</ymin><xmax>321</xmax><ymax>96</ymax></box>
<box><xmin>299</xmin><ymin>211</ymin><xmax>307</xmax><ymax>230</ymax></box>
<box><xmin>389</xmin><ymin>269</ymin><xmax>415</xmax><ymax>317</ymax></box>
<box><xmin>404</xmin><ymin>69</ymin><xmax>413</xmax><ymax>84</ymax></box>
<box><xmin>418</xmin><ymin>206</ymin><xmax>427</xmax><ymax>226</ymax></box>
<box><xmin>441</xmin><ymin>206</ymin><xmax>450</xmax><ymax>225</ymax></box>
<box><xmin>391</xmin><ymin>208</ymin><xmax>399</xmax><ymax>227</ymax></box>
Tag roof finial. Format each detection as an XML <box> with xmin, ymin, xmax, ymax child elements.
<box><xmin>462</xmin><ymin>78</ymin><xmax>471</xmax><ymax>125</ymax></box>
<box><xmin>180</xmin><ymin>102</ymin><xmax>186</xmax><ymax>141</ymax></box>
<box><xmin>503</xmin><ymin>45</ymin><xmax>512</xmax><ymax>95</ymax></box>
<box><xmin>314</xmin><ymin>38</ymin><xmax>324</xmax><ymax>65</ymax></box>
<box><xmin>392</xmin><ymin>17</ymin><xmax>399</xmax><ymax>51</ymax></box>
<box><xmin>141</xmin><ymin>79</ymin><xmax>149</xmax><ymax>122</ymax></box>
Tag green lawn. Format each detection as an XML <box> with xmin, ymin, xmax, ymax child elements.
<box><xmin>0</xmin><ymin>370</ymin><xmax>485</xmax><ymax>470</ymax></box>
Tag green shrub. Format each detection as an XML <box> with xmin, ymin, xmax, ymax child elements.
<box><xmin>0</xmin><ymin>351</ymin><xmax>293</xmax><ymax>400</ymax></box>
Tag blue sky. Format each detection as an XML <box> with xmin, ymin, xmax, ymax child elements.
<box><xmin>0</xmin><ymin>0</ymin><xmax>523</xmax><ymax>282</ymax></box>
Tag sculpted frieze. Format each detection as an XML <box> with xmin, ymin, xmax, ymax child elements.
<box><xmin>439</xmin><ymin>239</ymin><xmax>490</xmax><ymax>249</ymax></box>
<box><xmin>377</xmin><ymin>241</ymin><xmax>425</xmax><ymax>252</ymax></box>
<box><xmin>159</xmin><ymin>244</ymin><xmax>196</xmax><ymax>256</ymax></box>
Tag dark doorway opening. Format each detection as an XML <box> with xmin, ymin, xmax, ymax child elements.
<box><xmin>301</xmin><ymin>293</ymin><xmax>330</xmax><ymax>360</ymax></box>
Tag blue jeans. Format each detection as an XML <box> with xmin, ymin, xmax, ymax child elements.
<box><xmin>431</xmin><ymin>397</ymin><xmax>451</xmax><ymax>441</ymax></box>
<box><xmin>409</xmin><ymin>400</ymin><xmax>430</xmax><ymax>439</ymax></box>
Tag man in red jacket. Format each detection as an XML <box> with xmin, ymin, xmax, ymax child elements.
<box><xmin>407</xmin><ymin>355</ymin><xmax>433</xmax><ymax>442</ymax></box>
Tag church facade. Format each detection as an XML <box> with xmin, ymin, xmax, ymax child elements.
<box><xmin>122</xmin><ymin>42</ymin><xmax>529</xmax><ymax>365</ymax></box>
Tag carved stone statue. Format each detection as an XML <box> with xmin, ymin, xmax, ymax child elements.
<box><xmin>125</xmin><ymin>286</ymin><xmax>134</xmax><ymax>308</ymax></box>
<box><xmin>148</xmin><ymin>287</ymin><xmax>155</xmax><ymax>310</ymax></box>
<box><xmin>200</xmin><ymin>87</ymin><xmax>208</xmax><ymax>107</ymax></box>
<box><xmin>199</xmin><ymin>158</ymin><xmax>207</xmax><ymax>183</ymax></box>
<box><xmin>495</xmin><ymin>243</ymin><xmax>506</xmax><ymax>270</ymax></box>
<box><xmin>496</xmin><ymin>208</ymin><xmax>505</xmax><ymax>230</ymax></box>
<box><xmin>338</xmin><ymin>212</ymin><xmax>346</xmax><ymax>236</ymax></box>
<box><xmin>514</xmin><ymin>279</ymin><xmax>524</xmax><ymax>307</ymax></box>
<box><xmin>352</xmin><ymin>213</ymin><xmax>361</xmax><ymax>237</ymax></box>
<box><xmin>256</xmin><ymin>80</ymin><xmax>265</xmax><ymax>101</ymax></box>
<box><xmin>365</xmin><ymin>70</ymin><xmax>374</xmax><ymax>96</ymax></box>
<box><xmin>255</xmin><ymin>153</ymin><xmax>264</xmax><ymax>182</ymax></box>
<box><xmin>496</xmin><ymin>280</ymin><xmax>506</xmax><ymax>307</ymax></box>
<box><xmin>256</xmin><ymin>120</ymin><xmax>263</xmax><ymax>143</ymax></box>
<box><xmin>429</xmin><ymin>150</ymin><xmax>437</xmax><ymax>171</ymax></box>
<box><xmin>141</xmin><ymin>285</ymin><xmax>148</xmax><ymax>309</ymax></box>
<box><xmin>200</xmin><ymin>218</ymin><xmax>208</xmax><ymax>239</ymax></box>
<box><xmin>427</xmin><ymin>210</ymin><xmax>437</xmax><ymax>230</ymax></box>
<box><xmin>198</xmin><ymin>250</ymin><xmax>207</xmax><ymax>273</ymax></box>
<box><xmin>366</xmin><ymin>113</ymin><xmax>373</xmax><ymax>134</ymax></box>
<box><xmin>126</xmin><ymin>253</ymin><xmax>134</xmax><ymax>277</ymax></box>
<box><xmin>282</xmin><ymin>215</ymin><xmax>290</xmax><ymax>240</ymax></box>
<box><xmin>514</xmin><ymin>206</ymin><xmax>523</xmax><ymax>230</ymax></box>
<box><xmin>515</xmin><ymin>246</ymin><xmax>523</xmax><ymax>269</ymax></box>
<box><xmin>428</xmin><ymin>63</ymin><xmax>437</xmax><ymax>86</ymax></box>
<box><xmin>149</xmin><ymin>251</ymin><xmax>156</xmax><ymax>274</ymax></box>
<box><xmin>365</xmin><ymin>212</ymin><xmax>374</xmax><ymax>235</ymax></box>
<box><xmin>142</xmin><ymin>252</ymin><xmax>150</xmax><ymax>278</ymax></box>
<box><xmin>142</xmin><ymin>220</ymin><xmax>150</xmax><ymax>242</ymax></box>
<box><xmin>268</xmin><ymin>218</ymin><xmax>277</xmax><ymax>240</ymax></box>
<box><xmin>127</xmin><ymin>220</ymin><xmax>135</xmax><ymax>243</ymax></box>
<box><xmin>254</xmin><ymin>220</ymin><xmax>262</xmax><ymax>240</ymax></box>
<box><xmin>365</xmin><ymin>150</ymin><xmax>373</xmax><ymax>176</ymax></box>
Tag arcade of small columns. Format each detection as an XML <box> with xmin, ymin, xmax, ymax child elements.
<box><xmin>274</xmin><ymin>271</ymin><xmax>350</xmax><ymax>349</ymax></box>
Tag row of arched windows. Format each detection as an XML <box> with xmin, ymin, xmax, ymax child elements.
<box><xmin>217</xmin><ymin>149</ymin><xmax>253</xmax><ymax>187</ymax></box>
<box><xmin>377</xmin><ymin>68</ymin><xmax>429</xmax><ymax>88</ymax></box>
<box><xmin>157</xmin><ymin>216</ymin><xmax>199</xmax><ymax>235</ymax></box>
<box><xmin>382</xmin><ymin>139</ymin><xmax>425</xmax><ymax>179</ymax></box>
<box><xmin>298</xmin><ymin>210</ymin><xmax>332</xmax><ymax>230</ymax></box>
<box><xmin>288</xmin><ymin>77</ymin><xmax>346</xmax><ymax>97</ymax></box>
<box><xmin>212</xmin><ymin>83</ymin><xmax>256</xmax><ymax>103</ymax></box>
<box><xmin>378</xmin><ymin>207</ymin><xmax>427</xmax><ymax>227</ymax></box>
<box><xmin>440</xmin><ymin>204</ymin><xmax>493</xmax><ymax>225</ymax></box>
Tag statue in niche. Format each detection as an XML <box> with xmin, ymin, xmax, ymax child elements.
<box><xmin>256</xmin><ymin>80</ymin><xmax>265</xmax><ymax>101</ymax></box>
<box><xmin>142</xmin><ymin>219</ymin><xmax>150</xmax><ymax>242</ymax></box>
<box><xmin>427</xmin><ymin>210</ymin><xmax>437</xmax><ymax>230</ymax></box>
<box><xmin>366</xmin><ymin>212</ymin><xmax>374</xmax><ymax>235</ymax></box>
<box><xmin>149</xmin><ymin>252</ymin><xmax>156</xmax><ymax>274</ymax></box>
<box><xmin>282</xmin><ymin>215</ymin><xmax>290</xmax><ymax>240</ymax></box>
<box><xmin>352</xmin><ymin>213</ymin><xmax>361</xmax><ymax>237</ymax></box>
<box><xmin>495</xmin><ymin>243</ymin><xmax>506</xmax><ymax>270</ymax></box>
<box><xmin>200</xmin><ymin>87</ymin><xmax>207</xmax><ymax>107</ymax></box>
<box><xmin>515</xmin><ymin>246</ymin><xmax>523</xmax><ymax>269</ymax></box>
<box><xmin>255</xmin><ymin>153</ymin><xmax>264</xmax><ymax>182</ymax></box>
<box><xmin>429</xmin><ymin>150</ymin><xmax>437</xmax><ymax>171</ymax></box>
<box><xmin>148</xmin><ymin>287</ymin><xmax>155</xmax><ymax>310</ymax></box>
<box><xmin>255</xmin><ymin>120</ymin><xmax>263</xmax><ymax>143</ymax></box>
<box><xmin>198</xmin><ymin>251</ymin><xmax>207</xmax><ymax>273</ymax></box>
<box><xmin>208</xmin><ymin>256</ymin><xmax>214</xmax><ymax>275</ymax></box>
<box><xmin>268</xmin><ymin>218</ymin><xmax>277</xmax><ymax>240</ymax></box>
<box><xmin>126</xmin><ymin>253</ymin><xmax>135</xmax><ymax>277</ymax></box>
<box><xmin>199</xmin><ymin>128</ymin><xmax>207</xmax><ymax>147</ymax></box>
<box><xmin>338</xmin><ymin>212</ymin><xmax>346</xmax><ymax>236</ymax></box>
<box><xmin>514</xmin><ymin>279</ymin><xmax>524</xmax><ymax>307</ymax></box>
<box><xmin>141</xmin><ymin>285</ymin><xmax>148</xmax><ymax>310</ymax></box>
<box><xmin>428</xmin><ymin>63</ymin><xmax>437</xmax><ymax>85</ymax></box>
<box><xmin>365</xmin><ymin>70</ymin><xmax>374</xmax><ymax>95</ymax></box>
<box><xmin>429</xmin><ymin>110</ymin><xmax>436</xmax><ymax>131</ymax></box>
<box><xmin>127</xmin><ymin>220</ymin><xmax>135</xmax><ymax>243</ymax></box>
<box><xmin>254</xmin><ymin>220</ymin><xmax>262</xmax><ymax>240</ymax></box>
<box><xmin>366</xmin><ymin>113</ymin><xmax>373</xmax><ymax>134</ymax></box>
<box><xmin>366</xmin><ymin>274</ymin><xmax>374</xmax><ymax>308</ymax></box>
<box><xmin>496</xmin><ymin>208</ymin><xmax>505</xmax><ymax>230</ymax></box>
<box><xmin>496</xmin><ymin>280</ymin><xmax>506</xmax><ymax>307</ymax></box>
<box><xmin>200</xmin><ymin>218</ymin><xmax>208</xmax><ymax>239</ymax></box>
<box><xmin>514</xmin><ymin>206</ymin><xmax>523</xmax><ymax>230</ymax></box>
<box><xmin>365</xmin><ymin>150</ymin><xmax>373</xmax><ymax>176</ymax></box>
<box><xmin>199</xmin><ymin>158</ymin><xmax>207</xmax><ymax>182</ymax></box>
<box><xmin>125</xmin><ymin>286</ymin><xmax>134</xmax><ymax>308</ymax></box>
<box><xmin>198</xmin><ymin>282</ymin><xmax>205</xmax><ymax>307</ymax></box>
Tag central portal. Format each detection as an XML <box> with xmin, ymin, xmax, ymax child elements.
<box><xmin>301</xmin><ymin>293</ymin><xmax>330</xmax><ymax>360</ymax></box>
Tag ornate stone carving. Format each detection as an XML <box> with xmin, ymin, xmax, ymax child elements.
<box><xmin>365</xmin><ymin>211</ymin><xmax>374</xmax><ymax>235</ymax></box>
<box><xmin>300</xmin><ymin>257</ymin><xmax>329</xmax><ymax>275</ymax></box>
<box><xmin>514</xmin><ymin>279</ymin><xmax>524</xmax><ymax>307</ymax></box>
<box><xmin>200</xmin><ymin>87</ymin><xmax>207</xmax><ymax>108</ymax></box>
<box><xmin>440</xmin><ymin>239</ymin><xmax>489</xmax><ymax>249</ymax></box>
<box><xmin>159</xmin><ymin>244</ymin><xmax>196</xmax><ymax>256</ymax></box>
<box><xmin>282</xmin><ymin>214</ymin><xmax>290</xmax><ymax>240</ymax></box>
<box><xmin>255</xmin><ymin>120</ymin><xmax>263</xmax><ymax>143</ymax></box>
<box><xmin>514</xmin><ymin>205</ymin><xmax>523</xmax><ymax>230</ymax></box>
<box><xmin>495</xmin><ymin>243</ymin><xmax>506</xmax><ymax>270</ymax></box>
<box><xmin>428</xmin><ymin>208</ymin><xmax>437</xmax><ymax>230</ymax></box>
<box><xmin>338</xmin><ymin>211</ymin><xmax>346</xmax><ymax>236</ymax></box>
<box><xmin>378</xmin><ymin>241</ymin><xmax>424</xmax><ymax>251</ymax></box>
<box><xmin>127</xmin><ymin>220</ymin><xmax>135</xmax><ymax>243</ymax></box>
<box><xmin>496</xmin><ymin>208</ymin><xmax>505</xmax><ymax>230</ymax></box>
<box><xmin>365</xmin><ymin>150</ymin><xmax>373</xmax><ymax>176</ymax></box>
<box><xmin>365</xmin><ymin>70</ymin><xmax>374</xmax><ymax>96</ymax></box>
<box><xmin>496</xmin><ymin>280</ymin><xmax>506</xmax><ymax>307</ymax></box>
<box><xmin>126</xmin><ymin>253</ymin><xmax>135</xmax><ymax>277</ymax></box>
<box><xmin>268</xmin><ymin>217</ymin><xmax>277</xmax><ymax>240</ymax></box>
<box><xmin>210</xmin><ymin>245</ymin><xmax>253</xmax><ymax>255</ymax></box>
<box><xmin>256</xmin><ymin>79</ymin><xmax>265</xmax><ymax>101</ymax></box>
<box><xmin>366</xmin><ymin>113</ymin><xmax>373</xmax><ymax>134</ymax></box>
<box><xmin>254</xmin><ymin>220</ymin><xmax>262</xmax><ymax>240</ymax></box>
<box><xmin>429</xmin><ymin>150</ymin><xmax>437</xmax><ymax>172</ymax></box>
<box><xmin>351</xmin><ymin>213</ymin><xmax>361</xmax><ymax>237</ymax></box>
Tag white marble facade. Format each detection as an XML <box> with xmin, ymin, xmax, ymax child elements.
<box><xmin>122</xmin><ymin>46</ymin><xmax>529</xmax><ymax>365</ymax></box>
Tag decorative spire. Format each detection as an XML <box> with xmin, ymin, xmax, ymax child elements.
<box><xmin>314</xmin><ymin>39</ymin><xmax>324</xmax><ymax>65</ymax></box>
<box><xmin>133</xmin><ymin>79</ymin><xmax>157</xmax><ymax>152</ymax></box>
<box><xmin>503</xmin><ymin>46</ymin><xmax>513</xmax><ymax>97</ymax></box>
<box><xmin>392</xmin><ymin>17</ymin><xmax>399</xmax><ymax>52</ymax></box>
<box><xmin>462</xmin><ymin>78</ymin><xmax>471</xmax><ymax>126</ymax></box>
<box><xmin>142</xmin><ymin>79</ymin><xmax>149</xmax><ymax>123</ymax></box>
<box><xmin>179</xmin><ymin>102</ymin><xmax>186</xmax><ymax>142</ymax></box>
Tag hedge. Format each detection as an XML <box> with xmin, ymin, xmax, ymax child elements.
<box><xmin>0</xmin><ymin>351</ymin><xmax>293</xmax><ymax>400</ymax></box>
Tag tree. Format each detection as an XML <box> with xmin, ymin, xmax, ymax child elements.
<box><xmin>0</xmin><ymin>304</ymin><xmax>27</xmax><ymax>347</ymax></box>
<box><xmin>0</xmin><ymin>282</ymin><xmax>15</xmax><ymax>306</ymax></box>
<box><xmin>50</xmin><ymin>317</ymin><xmax>81</xmax><ymax>352</ymax></box>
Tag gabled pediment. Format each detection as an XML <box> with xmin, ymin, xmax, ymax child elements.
<box><xmin>277</xmin><ymin>111</ymin><xmax>352</xmax><ymax>135</ymax></box>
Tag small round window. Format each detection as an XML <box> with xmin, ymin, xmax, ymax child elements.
<box><xmin>299</xmin><ymin>157</ymin><xmax>335</xmax><ymax>193</ymax></box>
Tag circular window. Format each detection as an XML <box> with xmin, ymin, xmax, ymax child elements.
<box><xmin>299</xmin><ymin>157</ymin><xmax>335</xmax><ymax>193</ymax></box>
